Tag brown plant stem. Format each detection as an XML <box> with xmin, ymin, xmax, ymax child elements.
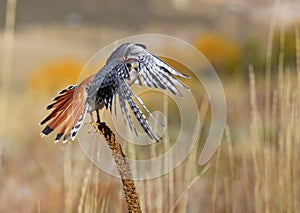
<box><xmin>96</xmin><ymin>122</ymin><xmax>142</xmax><ymax>213</ymax></box>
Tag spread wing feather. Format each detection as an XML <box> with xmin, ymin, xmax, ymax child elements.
<box><xmin>124</xmin><ymin>44</ymin><xmax>190</xmax><ymax>96</ymax></box>
<box><xmin>118</xmin><ymin>81</ymin><xmax>161</xmax><ymax>141</ymax></box>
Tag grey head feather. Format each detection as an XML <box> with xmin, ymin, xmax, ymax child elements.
<box><xmin>106</xmin><ymin>42</ymin><xmax>147</xmax><ymax>63</ymax></box>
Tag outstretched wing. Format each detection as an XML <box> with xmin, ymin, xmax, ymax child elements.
<box><xmin>87</xmin><ymin>59</ymin><xmax>130</xmax><ymax>111</ymax></box>
<box><xmin>117</xmin><ymin>79</ymin><xmax>162</xmax><ymax>141</ymax></box>
<box><xmin>123</xmin><ymin>43</ymin><xmax>190</xmax><ymax>97</ymax></box>
<box><xmin>87</xmin><ymin>59</ymin><xmax>162</xmax><ymax>141</ymax></box>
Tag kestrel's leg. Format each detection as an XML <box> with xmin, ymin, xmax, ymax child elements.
<box><xmin>89</xmin><ymin>112</ymin><xmax>95</xmax><ymax>123</ymax></box>
<box><xmin>87</xmin><ymin>111</ymin><xmax>101</xmax><ymax>134</ymax></box>
<box><xmin>96</xmin><ymin>109</ymin><xmax>101</xmax><ymax>124</ymax></box>
<box><xmin>96</xmin><ymin>109</ymin><xmax>107</xmax><ymax>130</ymax></box>
<box><xmin>85</xmin><ymin>112</ymin><xmax>95</xmax><ymax>125</ymax></box>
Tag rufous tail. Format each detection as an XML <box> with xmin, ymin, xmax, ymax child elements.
<box><xmin>40</xmin><ymin>85</ymin><xmax>88</xmax><ymax>143</ymax></box>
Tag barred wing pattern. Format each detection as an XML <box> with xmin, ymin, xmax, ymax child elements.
<box><xmin>124</xmin><ymin>44</ymin><xmax>190</xmax><ymax>96</ymax></box>
<box><xmin>117</xmin><ymin>80</ymin><xmax>162</xmax><ymax>141</ymax></box>
<box><xmin>87</xmin><ymin>58</ymin><xmax>162</xmax><ymax>141</ymax></box>
<box><xmin>87</xmin><ymin>59</ymin><xmax>131</xmax><ymax>111</ymax></box>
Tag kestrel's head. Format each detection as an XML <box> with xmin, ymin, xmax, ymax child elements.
<box><xmin>106</xmin><ymin>43</ymin><xmax>147</xmax><ymax>63</ymax></box>
<box><xmin>106</xmin><ymin>43</ymin><xmax>131</xmax><ymax>63</ymax></box>
<box><xmin>134</xmin><ymin>43</ymin><xmax>146</xmax><ymax>49</ymax></box>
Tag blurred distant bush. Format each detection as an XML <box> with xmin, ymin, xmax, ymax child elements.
<box><xmin>272</xmin><ymin>23</ymin><xmax>299</xmax><ymax>70</ymax></box>
<box><xmin>194</xmin><ymin>33</ymin><xmax>242</xmax><ymax>76</ymax></box>
<box><xmin>28</xmin><ymin>58</ymin><xmax>83</xmax><ymax>96</ymax></box>
<box><xmin>242</xmin><ymin>37</ymin><xmax>264</xmax><ymax>73</ymax></box>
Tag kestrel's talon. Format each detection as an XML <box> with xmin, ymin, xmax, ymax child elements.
<box><xmin>87</xmin><ymin>121</ymin><xmax>101</xmax><ymax>134</ymax></box>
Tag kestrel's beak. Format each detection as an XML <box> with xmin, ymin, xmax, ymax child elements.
<box><xmin>131</xmin><ymin>61</ymin><xmax>139</xmax><ymax>71</ymax></box>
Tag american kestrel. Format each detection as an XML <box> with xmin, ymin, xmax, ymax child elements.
<box><xmin>40</xmin><ymin>43</ymin><xmax>190</xmax><ymax>142</ymax></box>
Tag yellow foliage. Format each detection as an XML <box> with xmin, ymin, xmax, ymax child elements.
<box><xmin>28</xmin><ymin>58</ymin><xmax>84</xmax><ymax>96</ymax></box>
<box><xmin>194</xmin><ymin>33</ymin><xmax>241</xmax><ymax>74</ymax></box>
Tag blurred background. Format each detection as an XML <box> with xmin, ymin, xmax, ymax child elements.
<box><xmin>0</xmin><ymin>0</ymin><xmax>300</xmax><ymax>212</ymax></box>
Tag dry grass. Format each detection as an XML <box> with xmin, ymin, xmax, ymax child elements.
<box><xmin>0</xmin><ymin>0</ymin><xmax>17</xmax><ymax>149</ymax></box>
<box><xmin>206</xmin><ymin>24</ymin><xmax>300</xmax><ymax>213</ymax></box>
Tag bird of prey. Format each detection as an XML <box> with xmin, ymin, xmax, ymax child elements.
<box><xmin>40</xmin><ymin>43</ymin><xmax>190</xmax><ymax>143</ymax></box>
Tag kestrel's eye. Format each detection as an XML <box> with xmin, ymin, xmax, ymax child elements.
<box><xmin>126</xmin><ymin>63</ymin><xmax>132</xmax><ymax>69</ymax></box>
